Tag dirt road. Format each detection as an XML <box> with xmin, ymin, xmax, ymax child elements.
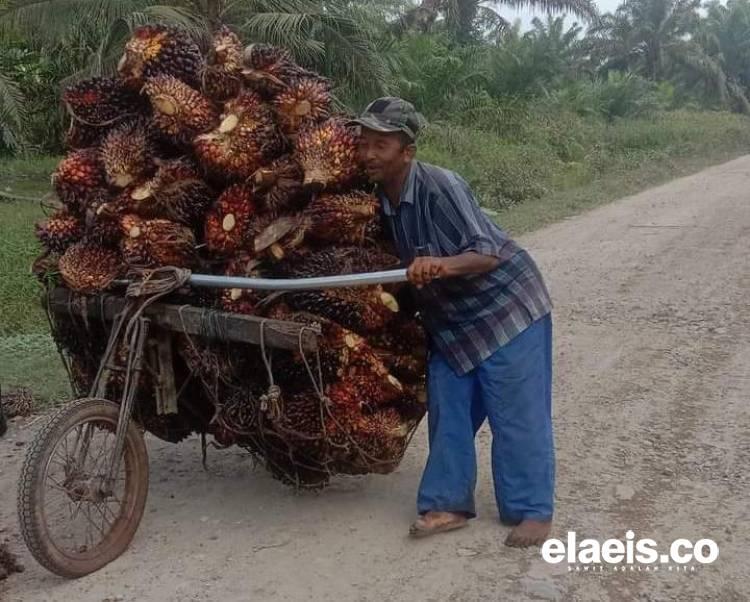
<box><xmin>2</xmin><ymin>156</ymin><xmax>749</xmax><ymax>601</ymax></box>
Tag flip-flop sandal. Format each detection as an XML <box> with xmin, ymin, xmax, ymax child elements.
<box><xmin>409</xmin><ymin>518</ymin><xmax>468</xmax><ymax>538</ymax></box>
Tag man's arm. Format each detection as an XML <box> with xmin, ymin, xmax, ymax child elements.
<box><xmin>408</xmin><ymin>252</ymin><xmax>499</xmax><ymax>288</ymax></box>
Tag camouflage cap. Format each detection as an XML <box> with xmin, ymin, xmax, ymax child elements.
<box><xmin>348</xmin><ymin>97</ymin><xmax>425</xmax><ymax>141</ymax></box>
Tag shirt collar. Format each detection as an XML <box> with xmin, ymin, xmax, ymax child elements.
<box><xmin>380</xmin><ymin>161</ymin><xmax>418</xmax><ymax>216</ymax></box>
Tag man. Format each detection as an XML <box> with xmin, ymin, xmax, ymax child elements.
<box><xmin>349</xmin><ymin>98</ymin><xmax>555</xmax><ymax>548</ymax></box>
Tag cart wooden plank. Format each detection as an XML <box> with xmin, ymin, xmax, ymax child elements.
<box><xmin>45</xmin><ymin>287</ymin><xmax>320</xmax><ymax>352</ymax></box>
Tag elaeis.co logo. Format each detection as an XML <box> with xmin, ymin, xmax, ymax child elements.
<box><xmin>541</xmin><ymin>531</ymin><xmax>719</xmax><ymax>573</ymax></box>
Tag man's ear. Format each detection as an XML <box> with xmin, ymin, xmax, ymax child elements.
<box><xmin>405</xmin><ymin>143</ymin><xmax>417</xmax><ymax>161</ymax></box>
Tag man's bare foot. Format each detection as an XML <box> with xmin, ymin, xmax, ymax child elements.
<box><xmin>409</xmin><ymin>511</ymin><xmax>468</xmax><ymax>538</ymax></box>
<box><xmin>504</xmin><ymin>519</ymin><xmax>552</xmax><ymax>548</ymax></box>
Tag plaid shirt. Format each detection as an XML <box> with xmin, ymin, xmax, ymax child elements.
<box><xmin>379</xmin><ymin>161</ymin><xmax>553</xmax><ymax>376</ymax></box>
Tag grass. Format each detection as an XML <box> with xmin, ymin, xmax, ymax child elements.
<box><xmin>2</xmin><ymin>108</ymin><xmax>750</xmax><ymax>406</ymax></box>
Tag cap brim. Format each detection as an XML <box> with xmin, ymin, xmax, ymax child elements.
<box><xmin>346</xmin><ymin>116</ymin><xmax>405</xmax><ymax>134</ymax></box>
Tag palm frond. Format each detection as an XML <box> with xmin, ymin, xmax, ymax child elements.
<box><xmin>0</xmin><ymin>69</ymin><xmax>27</xmax><ymax>150</ymax></box>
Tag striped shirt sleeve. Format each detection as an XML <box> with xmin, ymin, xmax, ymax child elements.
<box><xmin>430</xmin><ymin>171</ymin><xmax>508</xmax><ymax>258</ymax></box>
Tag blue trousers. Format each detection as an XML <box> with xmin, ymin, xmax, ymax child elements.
<box><xmin>417</xmin><ymin>314</ymin><xmax>554</xmax><ymax>523</ymax></box>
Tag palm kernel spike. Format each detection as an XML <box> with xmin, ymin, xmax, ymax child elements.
<box><xmin>204</xmin><ymin>184</ymin><xmax>258</xmax><ymax>256</ymax></box>
<box><xmin>35</xmin><ymin>209</ymin><xmax>84</xmax><ymax>254</ymax></box>
<box><xmin>129</xmin><ymin>158</ymin><xmax>215</xmax><ymax>226</ymax></box>
<box><xmin>302</xmin><ymin>191</ymin><xmax>382</xmax><ymax>245</ymax></box>
<box><xmin>143</xmin><ymin>75</ymin><xmax>220</xmax><ymax>145</ymax></box>
<box><xmin>287</xmin><ymin>285</ymin><xmax>399</xmax><ymax>334</ymax></box>
<box><xmin>201</xmin><ymin>25</ymin><xmax>244</xmax><ymax>101</ymax></box>
<box><xmin>62</xmin><ymin>77</ymin><xmax>141</xmax><ymax>126</ymax></box>
<box><xmin>273</xmin><ymin>77</ymin><xmax>332</xmax><ymax>135</ymax></box>
<box><xmin>194</xmin><ymin>91</ymin><xmax>285</xmax><ymax>180</ymax></box>
<box><xmin>59</xmin><ymin>242</ymin><xmax>123</xmax><ymax>293</ymax></box>
<box><xmin>327</xmin><ymin>373</ymin><xmax>403</xmax><ymax>411</ymax></box>
<box><xmin>52</xmin><ymin>149</ymin><xmax>107</xmax><ymax>215</ymax></box>
<box><xmin>351</xmin><ymin>408</ymin><xmax>410</xmax><ymax>467</ymax></box>
<box><xmin>295</xmin><ymin>118</ymin><xmax>363</xmax><ymax>190</ymax></box>
<box><xmin>100</xmin><ymin>119</ymin><xmax>156</xmax><ymax>188</ymax></box>
<box><xmin>120</xmin><ymin>214</ymin><xmax>196</xmax><ymax>268</ymax></box>
<box><xmin>118</xmin><ymin>24</ymin><xmax>203</xmax><ymax>89</ymax></box>
<box><xmin>252</xmin><ymin>155</ymin><xmax>306</xmax><ymax>213</ymax></box>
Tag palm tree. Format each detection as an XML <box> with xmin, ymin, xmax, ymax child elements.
<box><xmin>0</xmin><ymin>69</ymin><xmax>26</xmax><ymax>151</ymax></box>
<box><xmin>0</xmin><ymin>0</ymin><xmax>391</xmax><ymax>106</ymax></box>
<box><xmin>403</xmin><ymin>0</ymin><xmax>598</xmax><ymax>42</ymax></box>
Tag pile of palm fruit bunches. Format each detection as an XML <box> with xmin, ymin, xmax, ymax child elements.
<box><xmin>33</xmin><ymin>23</ymin><xmax>427</xmax><ymax>487</ymax></box>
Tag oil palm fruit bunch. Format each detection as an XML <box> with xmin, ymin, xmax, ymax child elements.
<box><xmin>349</xmin><ymin>408</ymin><xmax>409</xmax><ymax>472</ymax></box>
<box><xmin>128</xmin><ymin>158</ymin><xmax>215</xmax><ymax>226</ymax></box>
<box><xmin>252</xmin><ymin>154</ymin><xmax>306</xmax><ymax>213</ymax></box>
<box><xmin>242</xmin><ymin>43</ymin><xmax>308</xmax><ymax>97</ymax></box>
<box><xmin>204</xmin><ymin>184</ymin><xmax>258</xmax><ymax>255</ymax></box>
<box><xmin>275</xmin><ymin>246</ymin><xmax>399</xmax><ymax>279</ymax></box>
<box><xmin>302</xmin><ymin>191</ymin><xmax>381</xmax><ymax>245</ymax></box>
<box><xmin>58</xmin><ymin>242</ymin><xmax>123</xmax><ymax>293</ymax></box>
<box><xmin>143</xmin><ymin>75</ymin><xmax>220</xmax><ymax>145</ymax></box>
<box><xmin>100</xmin><ymin>119</ymin><xmax>157</xmax><ymax>188</ymax></box>
<box><xmin>63</xmin><ymin>120</ymin><xmax>106</xmax><ymax>150</ymax></box>
<box><xmin>327</xmin><ymin>373</ymin><xmax>404</xmax><ymax>411</ymax></box>
<box><xmin>120</xmin><ymin>214</ymin><xmax>196</xmax><ymax>268</ymax></box>
<box><xmin>194</xmin><ymin>91</ymin><xmax>285</xmax><ymax>180</ymax></box>
<box><xmin>85</xmin><ymin>194</ymin><xmax>130</xmax><ymax>248</ymax></box>
<box><xmin>295</xmin><ymin>118</ymin><xmax>362</xmax><ymax>190</ymax></box>
<box><xmin>52</xmin><ymin>149</ymin><xmax>107</xmax><ymax>215</ymax></box>
<box><xmin>35</xmin><ymin>209</ymin><xmax>84</xmax><ymax>254</ymax></box>
<box><xmin>287</xmin><ymin>285</ymin><xmax>399</xmax><ymax>335</ymax></box>
<box><xmin>273</xmin><ymin>78</ymin><xmax>332</xmax><ymax>136</ymax></box>
<box><xmin>202</xmin><ymin>25</ymin><xmax>243</xmax><ymax>101</ymax></box>
<box><xmin>118</xmin><ymin>24</ymin><xmax>203</xmax><ymax>89</ymax></box>
<box><xmin>62</xmin><ymin>77</ymin><xmax>141</xmax><ymax>126</ymax></box>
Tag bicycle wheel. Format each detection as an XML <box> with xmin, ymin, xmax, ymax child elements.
<box><xmin>17</xmin><ymin>398</ymin><xmax>149</xmax><ymax>578</ymax></box>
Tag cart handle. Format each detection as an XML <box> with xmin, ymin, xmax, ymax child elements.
<box><xmin>183</xmin><ymin>269</ymin><xmax>408</xmax><ymax>292</ymax></box>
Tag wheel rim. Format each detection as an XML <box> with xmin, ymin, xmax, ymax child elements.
<box><xmin>39</xmin><ymin>416</ymin><xmax>137</xmax><ymax>563</ymax></box>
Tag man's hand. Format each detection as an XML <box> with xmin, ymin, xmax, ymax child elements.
<box><xmin>407</xmin><ymin>256</ymin><xmax>448</xmax><ymax>288</ymax></box>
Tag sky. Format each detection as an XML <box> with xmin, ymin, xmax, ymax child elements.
<box><xmin>495</xmin><ymin>0</ymin><xmax>622</xmax><ymax>30</ymax></box>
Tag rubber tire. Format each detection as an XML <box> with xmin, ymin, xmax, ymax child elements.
<box><xmin>17</xmin><ymin>398</ymin><xmax>149</xmax><ymax>578</ymax></box>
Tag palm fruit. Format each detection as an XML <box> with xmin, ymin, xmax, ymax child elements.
<box><xmin>143</xmin><ymin>75</ymin><xmax>219</xmax><ymax>145</ymax></box>
<box><xmin>350</xmin><ymin>408</ymin><xmax>409</xmax><ymax>470</ymax></box>
<box><xmin>35</xmin><ymin>209</ymin><xmax>84</xmax><ymax>254</ymax></box>
<box><xmin>120</xmin><ymin>214</ymin><xmax>196</xmax><ymax>268</ymax></box>
<box><xmin>275</xmin><ymin>246</ymin><xmax>399</xmax><ymax>279</ymax></box>
<box><xmin>85</xmin><ymin>193</ymin><xmax>129</xmax><ymax>247</ymax></box>
<box><xmin>220</xmin><ymin>253</ymin><xmax>263</xmax><ymax>315</ymax></box>
<box><xmin>58</xmin><ymin>242</ymin><xmax>123</xmax><ymax>293</ymax></box>
<box><xmin>62</xmin><ymin>77</ymin><xmax>141</xmax><ymax>126</ymax></box>
<box><xmin>287</xmin><ymin>285</ymin><xmax>399</xmax><ymax>334</ymax></box>
<box><xmin>194</xmin><ymin>91</ymin><xmax>285</xmax><ymax>180</ymax></box>
<box><xmin>273</xmin><ymin>78</ymin><xmax>332</xmax><ymax>136</ymax></box>
<box><xmin>204</xmin><ymin>184</ymin><xmax>258</xmax><ymax>256</ymax></box>
<box><xmin>100</xmin><ymin>119</ymin><xmax>156</xmax><ymax>188</ymax></box>
<box><xmin>252</xmin><ymin>154</ymin><xmax>305</xmax><ymax>213</ymax></box>
<box><xmin>242</xmin><ymin>44</ymin><xmax>305</xmax><ymax>97</ymax></box>
<box><xmin>327</xmin><ymin>373</ymin><xmax>404</xmax><ymax>411</ymax></box>
<box><xmin>128</xmin><ymin>158</ymin><xmax>215</xmax><ymax>226</ymax></box>
<box><xmin>277</xmin><ymin>393</ymin><xmax>326</xmax><ymax>441</ymax></box>
<box><xmin>63</xmin><ymin>120</ymin><xmax>105</xmax><ymax>150</ymax></box>
<box><xmin>201</xmin><ymin>25</ymin><xmax>243</xmax><ymax>101</ymax></box>
<box><xmin>52</xmin><ymin>149</ymin><xmax>107</xmax><ymax>215</ymax></box>
<box><xmin>302</xmin><ymin>191</ymin><xmax>381</xmax><ymax>245</ymax></box>
<box><xmin>295</xmin><ymin>118</ymin><xmax>362</xmax><ymax>190</ymax></box>
<box><xmin>118</xmin><ymin>24</ymin><xmax>203</xmax><ymax>89</ymax></box>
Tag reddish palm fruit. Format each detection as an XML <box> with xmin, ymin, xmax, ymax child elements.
<box><xmin>58</xmin><ymin>242</ymin><xmax>123</xmax><ymax>293</ymax></box>
<box><xmin>143</xmin><ymin>75</ymin><xmax>220</xmax><ymax>145</ymax></box>
<box><xmin>252</xmin><ymin>154</ymin><xmax>306</xmax><ymax>213</ymax></box>
<box><xmin>117</xmin><ymin>24</ymin><xmax>203</xmax><ymax>89</ymax></box>
<box><xmin>120</xmin><ymin>214</ymin><xmax>196</xmax><ymax>268</ymax></box>
<box><xmin>35</xmin><ymin>209</ymin><xmax>84</xmax><ymax>254</ymax></box>
<box><xmin>100</xmin><ymin>119</ymin><xmax>156</xmax><ymax>188</ymax></box>
<box><xmin>204</xmin><ymin>184</ymin><xmax>258</xmax><ymax>256</ymax></box>
<box><xmin>273</xmin><ymin>77</ymin><xmax>332</xmax><ymax>135</ymax></box>
<box><xmin>52</xmin><ymin>149</ymin><xmax>107</xmax><ymax>215</ymax></box>
<box><xmin>302</xmin><ymin>191</ymin><xmax>381</xmax><ymax>245</ymax></box>
<box><xmin>62</xmin><ymin>77</ymin><xmax>141</xmax><ymax>126</ymax></box>
<box><xmin>220</xmin><ymin>253</ymin><xmax>263</xmax><ymax>315</ymax></box>
<box><xmin>295</xmin><ymin>118</ymin><xmax>363</xmax><ymax>190</ymax></box>
<box><xmin>201</xmin><ymin>25</ymin><xmax>244</xmax><ymax>101</ymax></box>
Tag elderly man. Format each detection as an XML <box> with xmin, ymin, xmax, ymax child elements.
<box><xmin>349</xmin><ymin>98</ymin><xmax>555</xmax><ymax>547</ymax></box>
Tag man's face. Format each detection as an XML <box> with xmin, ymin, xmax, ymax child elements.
<box><xmin>357</xmin><ymin>129</ymin><xmax>415</xmax><ymax>184</ymax></box>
